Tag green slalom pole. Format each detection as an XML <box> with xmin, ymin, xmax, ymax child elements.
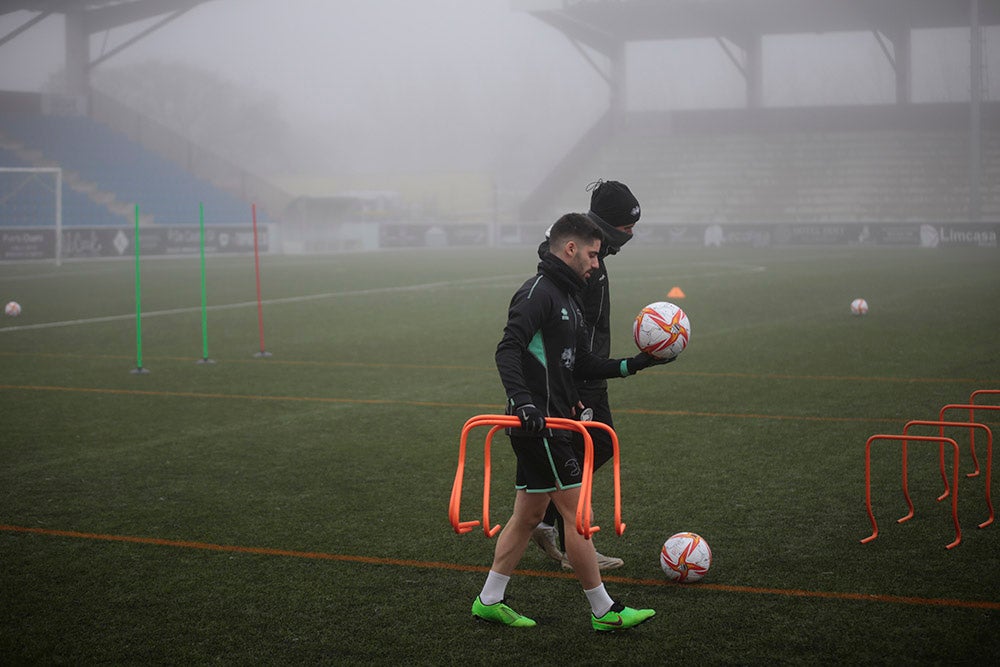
<box><xmin>197</xmin><ymin>203</ymin><xmax>214</xmax><ymax>364</ymax></box>
<box><xmin>131</xmin><ymin>204</ymin><xmax>149</xmax><ymax>374</ymax></box>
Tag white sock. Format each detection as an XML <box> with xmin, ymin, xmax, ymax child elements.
<box><xmin>535</xmin><ymin>521</ymin><xmax>553</xmax><ymax>529</ymax></box>
<box><xmin>584</xmin><ymin>584</ymin><xmax>615</xmax><ymax>617</ymax></box>
<box><xmin>479</xmin><ymin>570</ymin><xmax>510</xmax><ymax>606</ymax></box>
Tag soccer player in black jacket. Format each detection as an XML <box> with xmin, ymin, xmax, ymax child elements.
<box><xmin>531</xmin><ymin>180</ymin><xmax>642</xmax><ymax>571</ymax></box>
<box><xmin>472</xmin><ymin>212</ymin><xmax>662</xmax><ymax>631</ymax></box>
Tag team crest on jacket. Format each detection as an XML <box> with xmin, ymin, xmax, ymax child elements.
<box><xmin>561</xmin><ymin>347</ymin><xmax>575</xmax><ymax>369</ymax></box>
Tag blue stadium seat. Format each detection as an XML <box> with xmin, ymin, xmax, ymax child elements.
<box><xmin>1</xmin><ymin>112</ymin><xmax>259</xmax><ymax>226</ymax></box>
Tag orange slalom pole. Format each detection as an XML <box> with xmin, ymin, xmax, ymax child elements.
<box><xmin>863</xmin><ymin>434</ymin><xmax>961</xmax><ymax>549</ymax></box>
<box><xmin>902</xmin><ymin>420</ymin><xmax>994</xmax><ymax>529</ymax></box>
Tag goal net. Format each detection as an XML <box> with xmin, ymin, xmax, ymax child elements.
<box><xmin>0</xmin><ymin>167</ymin><xmax>63</xmax><ymax>264</ymax></box>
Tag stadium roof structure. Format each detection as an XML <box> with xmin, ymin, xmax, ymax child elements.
<box><xmin>515</xmin><ymin>0</ymin><xmax>999</xmax><ymax>47</ymax></box>
<box><xmin>515</xmin><ymin>0</ymin><xmax>998</xmax><ymax>108</ymax></box>
<box><xmin>0</xmin><ymin>1</ymin><xmax>211</xmax><ymax>23</ymax></box>
<box><xmin>514</xmin><ymin>0</ymin><xmax>998</xmax><ymax>221</ymax></box>
<box><xmin>0</xmin><ymin>0</ymin><xmax>215</xmax><ymax>94</ymax></box>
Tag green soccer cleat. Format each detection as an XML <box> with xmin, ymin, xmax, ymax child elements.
<box><xmin>591</xmin><ymin>601</ymin><xmax>655</xmax><ymax>632</ymax></box>
<box><xmin>472</xmin><ymin>597</ymin><xmax>537</xmax><ymax>628</ymax></box>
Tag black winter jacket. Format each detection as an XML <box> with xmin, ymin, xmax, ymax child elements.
<box><xmin>496</xmin><ymin>253</ymin><xmax>631</xmax><ymax>424</ymax></box>
<box><xmin>538</xmin><ymin>239</ymin><xmax>614</xmax><ymax>390</ymax></box>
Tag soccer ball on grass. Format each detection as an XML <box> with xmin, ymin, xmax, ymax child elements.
<box><xmin>633</xmin><ymin>301</ymin><xmax>690</xmax><ymax>360</ymax></box>
<box><xmin>660</xmin><ymin>532</ymin><xmax>712</xmax><ymax>583</ymax></box>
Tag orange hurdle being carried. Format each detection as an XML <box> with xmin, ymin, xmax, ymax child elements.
<box><xmin>448</xmin><ymin>415</ymin><xmax>625</xmax><ymax>540</ymax></box>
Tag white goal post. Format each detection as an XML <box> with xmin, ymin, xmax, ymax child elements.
<box><xmin>0</xmin><ymin>167</ymin><xmax>63</xmax><ymax>265</ymax></box>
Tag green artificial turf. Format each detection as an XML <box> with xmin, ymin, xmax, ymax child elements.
<box><xmin>1</xmin><ymin>244</ymin><xmax>998</xmax><ymax>664</ymax></box>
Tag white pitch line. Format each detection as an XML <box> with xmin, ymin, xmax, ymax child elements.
<box><xmin>0</xmin><ymin>266</ymin><xmax>123</xmax><ymax>282</ymax></box>
<box><xmin>615</xmin><ymin>262</ymin><xmax>767</xmax><ymax>284</ymax></box>
<box><xmin>0</xmin><ymin>260</ymin><xmax>770</xmax><ymax>334</ymax></box>
<box><xmin>0</xmin><ymin>274</ymin><xmax>523</xmax><ymax>333</ymax></box>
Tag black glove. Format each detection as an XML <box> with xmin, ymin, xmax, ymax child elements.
<box><xmin>626</xmin><ymin>352</ymin><xmax>675</xmax><ymax>374</ymax></box>
<box><xmin>514</xmin><ymin>403</ymin><xmax>546</xmax><ymax>433</ymax></box>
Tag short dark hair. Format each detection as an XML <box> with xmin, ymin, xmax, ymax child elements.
<box><xmin>548</xmin><ymin>212</ymin><xmax>602</xmax><ymax>251</ymax></box>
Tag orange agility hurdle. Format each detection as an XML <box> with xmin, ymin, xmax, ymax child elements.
<box><xmin>934</xmin><ymin>403</ymin><xmax>1000</xmax><ymax>500</ymax></box>
<box><xmin>448</xmin><ymin>415</ymin><xmax>624</xmax><ymax>540</ymax></box>
<box><xmin>971</xmin><ymin>389</ymin><xmax>1000</xmax><ymax>406</ymax></box>
<box><xmin>966</xmin><ymin>389</ymin><xmax>1000</xmax><ymax>477</ymax></box>
<box><xmin>862</xmin><ymin>434</ymin><xmax>962</xmax><ymax>549</ymax></box>
<box><xmin>899</xmin><ymin>420</ymin><xmax>993</xmax><ymax>529</ymax></box>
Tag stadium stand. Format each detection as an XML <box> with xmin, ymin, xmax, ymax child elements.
<box><xmin>533</xmin><ymin>104</ymin><xmax>1000</xmax><ymax>226</ymax></box>
<box><xmin>516</xmin><ymin>1</ymin><xmax>998</xmax><ymax>233</ymax></box>
<box><xmin>0</xmin><ymin>144</ymin><xmax>124</xmax><ymax>227</ymax></box>
<box><xmin>1</xmin><ymin>111</ymin><xmax>256</xmax><ymax>226</ymax></box>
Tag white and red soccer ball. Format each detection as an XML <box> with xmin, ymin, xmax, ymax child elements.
<box><xmin>660</xmin><ymin>532</ymin><xmax>712</xmax><ymax>583</ymax></box>
<box><xmin>4</xmin><ymin>301</ymin><xmax>21</xmax><ymax>317</ymax></box>
<box><xmin>633</xmin><ymin>301</ymin><xmax>690</xmax><ymax>360</ymax></box>
<box><xmin>850</xmin><ymin>298</ymin><xmax>869</xmax><ymax>316</ymax></box>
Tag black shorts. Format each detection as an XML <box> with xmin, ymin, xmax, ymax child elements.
<box><xmin>509</xmin><ymin>431</ymin><xmax>584</xmax><ymax>493</ymax></box>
